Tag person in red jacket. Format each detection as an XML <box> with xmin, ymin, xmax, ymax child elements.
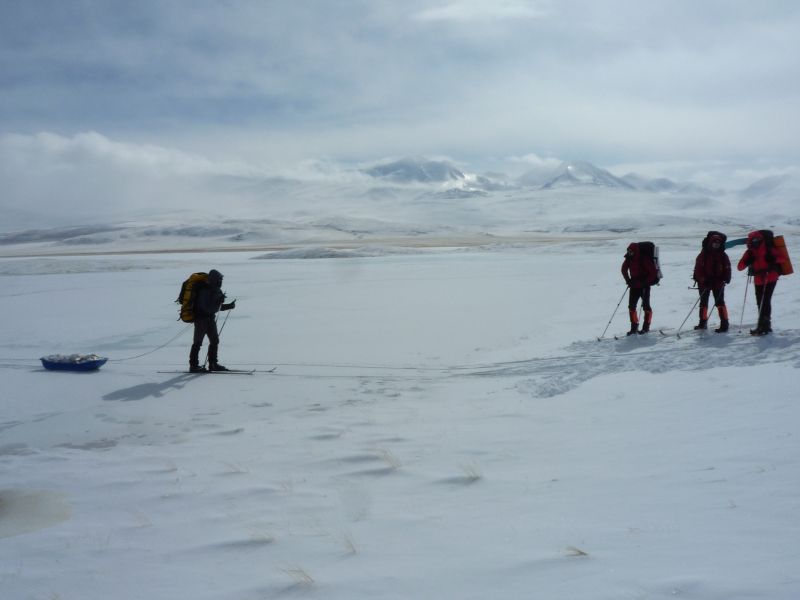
<box><xmin>693</xmin><ymin>232</ymin><xmax>731</xmax><ymax>332</ymax></box>
<box><xmin>737</xmin><ymin>231</ymin><xmax>785</xmax><ymax>335</ymax></box>
<box><xmin>621</xmin><ymin>242</ymin><xmax>658</xmax><ymax>335</ymax></box>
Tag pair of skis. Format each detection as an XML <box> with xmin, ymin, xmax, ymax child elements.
<box><xmin>597</xmin><ymin>329</ymin><xmax>656</xmax><ymax>341</ymax></box>
<box><xmin>598</xmin><ymin>328</ymin><xmax>707</xmax><ymax>341</ymax></box>
<box><xmin>157</xmin><ymin>367</ymin><xmax>276</xmax><ymax>375</ymax></box>
<box><xmin>659</xmin><ymin>328</ymin><xmax>705</xmax><ymax>339</ymax></box>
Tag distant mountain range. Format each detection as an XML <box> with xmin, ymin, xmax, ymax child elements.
<box><xmin>2</xmin><ymin>155</ymin><xmax>797</xmax><ymax>248</ymax></box>
<box><xmin>362</xmin><ymin>157</ymin><xmax>737</xmax><ymax>196</ymax></box>
<box><xmin>3</xmin><ymin>150</ymin><xmax>797</xmax><ymax>244</ymax></box>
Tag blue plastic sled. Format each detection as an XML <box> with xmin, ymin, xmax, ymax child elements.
<box><xmin>41</xmin><ymin>354</ymin><xmax>108</xmax><ymax>372</ymax></box>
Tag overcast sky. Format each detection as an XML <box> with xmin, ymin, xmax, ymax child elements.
<box><xmin>2</xmin><ymin>0</ymin><xmax>800</xmax><ymax>225</ymax></box>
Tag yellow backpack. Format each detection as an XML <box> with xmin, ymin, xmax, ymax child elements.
<box><xmin>176</xmin><ymin>272</ymin><xmax>208</xmax><ymax>322</ymax></box>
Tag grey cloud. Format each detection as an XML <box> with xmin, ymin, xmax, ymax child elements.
<box><xmin>1</xmin><ymin>1</ymin><xmax>799</xmax><ymax>170</ymax></box>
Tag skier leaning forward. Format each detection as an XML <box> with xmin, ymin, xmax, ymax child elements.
<box><xmin>621</xmin><ymin>243</ymin><xmax>658</xmax><ymax>335</ymax></box>
<box><xmin>693</xmin><ymin>233</ymin><xmax>731</xmax><ymax>332</ymax></box>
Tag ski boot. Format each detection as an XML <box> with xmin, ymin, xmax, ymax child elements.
<box><xmin>714</xmin><ymin>306</ymin><xmax>729</xmax><ymax>333</ymax></box>
<box><xmin>694</xmin><ymin>306</ymin><xmax>708</xmax><ymax>330</ymax></box>
<box><xmin>638</xmin><ymin>310</ymin><xmax>652</xmax><ymax>334</ymax></box>
<box><xmin>627</xmin><ymin>310</ymin><xmax>639</xmax><ymax>336</ymax></box>
<box><xmin>207</xmin><ymin>344</ymin><xmax>228</xmax><ymax>371</ymax></box>
<box><xmin>189</xmin><ymin>344</ymin><xmax>203</xmax><ymax>372</ymax></box>
<box><xmin>751</xmin><ymin>318</ymin><xmax>772</xmax><ymax>336</ymax></box>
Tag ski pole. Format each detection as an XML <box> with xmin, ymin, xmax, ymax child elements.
<box><xmin>676</xmin><ymin>291</ymin><xmax>703</xmax><ymax>338</ymax></box>
<box><xmin>706</xmin><ymin>303</ymin><xmax>717</xmax><ymax>328</ymax></box>
<box><xmin>598</xmin><ymin>286</ymin><xmax>629</xmax><ymax>340</ymax></box>
<box><xmin>203</xmin><ymin>299</ymin><xmax>235</xmax><ymax>368</ymax></box>
<box><xmin>699</xmin><ymin>288</ymin><xmax>718</xmax><ymax>328</ymax></box>
<box><xmin>217</xmin><ymin>300</ymin><xmax>234</xmax><ymax>338</ymax></box>
<box><xmin>204</xmin><ymin>301</ymin><xmax>235</xmax><ymax>367</ymax></box>
<box><xmin>738</xmin><ymin>275</ymin><xmax>751</xmax><ymax>333</ymax></box>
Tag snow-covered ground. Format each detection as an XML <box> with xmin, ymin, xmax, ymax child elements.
<box><xmin>2</xmin><ymin>233</ymin><xmax>799</xmax><ymax>599</ymax></box>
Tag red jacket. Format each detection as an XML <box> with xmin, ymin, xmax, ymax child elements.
<box><xmin>694</xmin><ymin>248</ymin><xmax>731</xmax><ymax>289</ymax></box>
<box><xmin>737</xmin><ymin>231</ymin><xmax>784</xmax><ymax>285</ymax></box>
<box><xmin>621</xmin><ymin>243</ymin><xmax>658</xmax><ymax>288</ymax></box>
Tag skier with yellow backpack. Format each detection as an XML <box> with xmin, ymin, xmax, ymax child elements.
<box><xmin>177</xmin><ymin>269</ymin><xmax>236</xmax><ymax>372</ymax></box>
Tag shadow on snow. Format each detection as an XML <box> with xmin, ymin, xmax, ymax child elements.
<box><xmin>102</xmin><ymin>373</ymin><xmax>196</xmax><ymax>402</ymax></box>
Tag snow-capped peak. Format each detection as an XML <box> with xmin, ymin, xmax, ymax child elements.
<box><xmin>362</xmin><ymin>157</ymin><xmax>466</xmax><ymax>184</ymax></box>
<box><xmin>541</xmin><ymin>161</ymin><xmax>635</xmax><ymax>190</ymax></box>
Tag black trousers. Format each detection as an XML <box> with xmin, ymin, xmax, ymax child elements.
<box><xmin>628</xmin><ymin>286</ymin><xmax>652</xmax><ymax>312</ymax></box>
<box><xmin>190</xmin><ymin>317</ymin><xmax>219</xmax><ymax>366</ymax></box>
<box><xmin>699</xmin><ymin>285</ymin><xmax>726</xmax><ymax>308</ymax></box>
<box><xmin>754</xmin><ymin>281</ymin><xmax>776</xmax><ymax>327</ymax></box>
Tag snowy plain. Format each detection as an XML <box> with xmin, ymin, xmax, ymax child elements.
<box><xmin>1</xmin><ymin>182</ymin><xmax>800</xmax><ymax>599</ymax></box>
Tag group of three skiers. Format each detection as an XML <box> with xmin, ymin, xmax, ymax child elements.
<box><xmin>188</xmin><ymin>230</ymin><xmax>788</xmax><ymax>371</ymax></box>
<box><xmin>622</xmin><ymin>230</ymin><xmax>788</xmax><ymax>337</ymax></box>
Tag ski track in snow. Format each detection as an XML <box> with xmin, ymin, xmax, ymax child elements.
<box><xmin>467</xmin><ymin>330</ymin><xmax>800</xmax><ymax>398</ymax></box>
<box><xmin>3</xmin><ymin>329</ymin><xmax>800</xmax><ymax>402</ymax></box>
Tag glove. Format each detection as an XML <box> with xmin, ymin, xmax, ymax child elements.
<box><xmin>624</xmin><ymin>277</ymin><xmax>631</xmax><ymax>286</ymax></box>
<box><xmin>221</xmin><ymin>300</ymin><xmax>236</xmax><ymax>311</ymax></box>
